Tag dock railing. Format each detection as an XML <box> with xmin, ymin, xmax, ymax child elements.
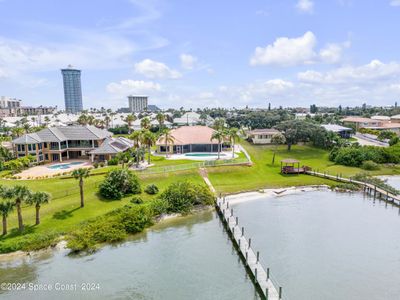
<box><xmin>216</xmin><ymin>197</ymin><xmax>286</xmax><ymax>300</ymax></box>
<box><xmin>305</xmin><ymin>170</ymin><xmax>400</xmax><ymax>206</ymax></box>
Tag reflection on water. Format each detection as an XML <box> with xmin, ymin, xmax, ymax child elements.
<box><xmin>232</xmin><ymin>189</ymin><xmax>400</xmax><ymax>300</ymax></box>
<box><xmin>0</xmin><ymin>210</ymin><xmax>260</xmax><ymax>300</ymax></box>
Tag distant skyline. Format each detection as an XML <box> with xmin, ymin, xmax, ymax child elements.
<box><xmin>0</xmin><ymin>0</ymin><xmax>400</xmax><ymax>109</ymax></box>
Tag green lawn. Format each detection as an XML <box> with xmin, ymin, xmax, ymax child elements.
<box><xmin>207</xmin><ymin>141</ymin><xmax>400</xmax><ymax>194</ymax></box>
<box><xmin>0</xmin><ymin>169</ymin><xmax>203</xmax><ymax>251</ymax></box>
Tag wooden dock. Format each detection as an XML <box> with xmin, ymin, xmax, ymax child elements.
<box><xmin>216</xmin><ymin>198</ymin><xmax>283</xmax><ymax>300</ymax></box>
<box><xmin>305</xmin><ymin>170</ymin><xmax>400</xmax><ymax>206</ymax></box>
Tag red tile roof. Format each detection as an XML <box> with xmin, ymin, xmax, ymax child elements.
<box><xmin>157</xmin><ymin>126</ymin><xmax>219</xmax><ymax>145</ymax></box>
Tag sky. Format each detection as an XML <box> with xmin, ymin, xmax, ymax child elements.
<box><xmin>0</xmin><ymin>0</ymin><xmax>400</xmax><ymax>110</ymax></box>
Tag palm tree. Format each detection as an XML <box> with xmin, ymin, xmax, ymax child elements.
<box><xmin>156</xmin><ymin>113</ymin><xmax>165</xmax><ymax>131</ymax></box>
<box><xmin>27</xmin><ymin>191</ymin><xmax>50</xmax><ymax>225</ymax></box>
<box><xmin>161</xmin><ymin>128</ymin><xmax>174</xmax><ymax>158</ymax></box>
<box><xmin>72</xmin><ymin>168</ymin><xmax>90</xmax><ymax>208</ymax></box>
<box><xmin>104</xmin><ymin>115</ymin><xmax>111</xmax><ymax>129</ymax></box>
<box><xmin>211</xmin><ymin>129</ymin><xmax>226</xmax><ymax>160</ymax></box>
<box><xmin>140</xmin><ymin>117</ymin><xmax>151</xmax><ymax>130</ymax></box>
<box><xmin>227</xmin><ymin>127</ymin><xmax>240</xmax><ymax>158</ymax></box>
<box><xmin>142</xmin><ymin>130</ymin><xmax>156</xmax><ymax>165</ymax></box>
<box><xmin>0</xmin><ymin>186</ymin><xmax>14</xmax><ymax>235</ymax></box>
<box><xmin>116</xmin><ymin>152</ymin><xmax>130</xmax><ymax>168</ymax></box>
<box><xmin>12</xmin><ymin>185</ymin><xmax>32</xmax><ymax>231</ymax></box>
<box><xmin>11</xmin><ymin>127</ymin><xmax>24</xmax><ymax>138</ymax></box>
<box><xmin>44</xmin><ymin>116</ymin><xmax>50</xmax><ymax>126</ymax></box>
<box><xmin>124</xmin><ymin>114</ymin><xmax>137</xmax><ymax>134</ymax></box>
<box><xmin>129</xmin><ymin>130</ymin><xmax>144</xmax><ymax>167</ymax></box>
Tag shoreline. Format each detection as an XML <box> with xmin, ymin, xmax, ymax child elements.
<box><xmin>225</xmin><ymin>184</ymin><xmax>331</xmax><ymax>204</ymax></box>
<box><xmin>0</xmin><ymin>206</ymin><xmax>214</xmax><ymax>262</ymax></box>
<box><xmin>0</xmin><ymin>184</ymin><xmax>360</xmax><ymax>262</ymax></box>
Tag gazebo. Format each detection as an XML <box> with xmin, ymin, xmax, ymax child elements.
<box><xmin>280</xmin><ymin>159</ymin><xmax>302</xmax><ymax>175</ymax></box>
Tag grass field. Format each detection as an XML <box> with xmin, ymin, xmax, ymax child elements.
<box><xmin>0</xmin><ymin>169</ymin><xmax>204</xmax><ymax>252</ymax></box>
<box><xmin>207</xmin><ymin>141</ymin><xmax>400</xmax><ymax>194</ymax></box>
<box><xmin>1</xmin><ymin>141</ymin><xmax>399</xmax><ymax>252</ymax></box>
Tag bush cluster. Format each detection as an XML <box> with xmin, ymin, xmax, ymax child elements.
<box><xmin>329</xmin><ymin>144</ymin><xmax>400</xmax><ymax>167</ymax></box>
<box><xmin>68</xmin><ymin>179</ymin><xmax>215</xmax><ymax>252</ymax></box>
<box><xmin>99</xmin><ymin>169</ymin><xmax>141</xmax><ymax>200</ymax></box>
<box><xmin>145</xmin><ymin>184</ymin><xmax>159</xmax><ymax>195</ymax></box>
<box><xmin>158</xmin><ymin>181</ymin><xmax>214</xmax><ymax>214</ymax></box>
<box><xmin>361</xmin><ymin>160</ymin><xmax>380</xmax><ymax>171</ymax></box>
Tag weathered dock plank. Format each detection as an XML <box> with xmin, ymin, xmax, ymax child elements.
<box><xmin>216</xmin><ymin>199</ymin><xmax>282</xmax><ymax>300</ymax></box>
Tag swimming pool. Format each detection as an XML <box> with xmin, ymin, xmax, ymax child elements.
<box><xmin>184</xmin><ymin>153</ymin><xmax>226</xmax><ymax>157</ymax></box>
<box><xmin>47</xmin><ymin>161</ymin><xmax>85</xmax><ymax>170</ymax></box>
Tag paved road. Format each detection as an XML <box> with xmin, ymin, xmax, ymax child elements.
<box><xmin>353</xmin><ymin>133</ymin><xmax>389</xmax><ymax>147</ymax></box>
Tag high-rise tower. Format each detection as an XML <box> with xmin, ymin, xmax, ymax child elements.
<box><xmin>61</xmin><ymin>65</ymin><xmax>83</xmax><ymax>113</ymax></box>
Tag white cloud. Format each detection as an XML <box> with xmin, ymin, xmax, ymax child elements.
<box><xmin>250</xmin><ymin>31</ymin><xmax>349</xmax><ymax>66</ymax></box>
<box><xmin>250</xmin><ymin>31</ymin><xmax>317</xmax><ymax>66</ymax></box>
<box><xmin>390</xmin><ymin>0</ymin><xmax>400</xmax><ymax>6</ymax></box>
<box><xmin>319</xmin><ymin>44</ymin><xmax>343</xmax><ymax>63</ymax></box>
<box><xmin>134</xmin><ymin>59</ymin><xmax>181</xmax><ymax>79</ymax></box>
<box><xmin>296</xmin><ymin>0</ymin><xmax>314</xmax><ymax>13</ymax></box>
<box><xmin>298</xmin><ymin>60</ymin><xmax>400</xmax><ymax>84</ymax></box>
<box><xmin>180</xmin><ymin>54</ymin><xmax>198</xmax><ymax>70</ymax></box>
<box><xmin>106</xmin><ymin>80</ymin><xmax>161</xmax><ymax>95</ymax></box>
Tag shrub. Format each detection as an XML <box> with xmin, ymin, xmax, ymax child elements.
<box><xmin>333</xmin><ymin>183</ymin><xmax>360</xmax><ymax>192</ymax></box>
<box><xmin>99</xmin><ymin>169</ymin><xmax>141</xmax><ymax>200</ymax></box>
<box><xmin>93</xmin><ymin>162</ymin><xmax>99</xmax><ymax>168</ymax></box>
<box><xmin>145</xmin><ymin>184</ymin><xmax>159</xmax><ymax>195</ymax></box>
<box><xmin>130</xmin><ymin>196</ymin><xmax>143</xmax><ymax>204</ymax></box>
<box><xmin>67</xmin><ymin>217</ymin><xmax>127</xmax><ymax>252</ymax></box>
<box><xmin>67</xmin><ymin>205</ymin><xmax>153</xmax><ymax>252</ymax></box>
<box><xmin>389</xmin><ymin>136</ymin><xmax>400</xmax><ymax>146</ymax></box>
<box><xmin>99</xmin><ymin>162</ymin><xmax>105</xmax><ymax>167</ymax></box>
<box><xmin>107</xmin><ymin>157</ymin><xmax>118</xmax><ymax>165</ymax></box>
<box><xmin>361</xmin><ymin>160</ymin><xmax>380</xmax><ymax>170</ymax></box>
<box><xmin>116</xmin><ymin>206</ymin><xmax>153</xmax><ymax>234</ymax></box>
<box><xmin>158</xmin><ymin>181</ymin><xmax>214</xmax><ymax>214</ymax></box>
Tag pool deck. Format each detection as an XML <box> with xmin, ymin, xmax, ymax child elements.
<box><xmin>16</xmin><ymin>160</ymin><xmax>92</xmax><ymax>179</ymax></box>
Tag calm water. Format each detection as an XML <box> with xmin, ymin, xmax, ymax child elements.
<box><xmin>0</xmin><ymin>211</ymin><xmax>260</xmax><ymax>300</ymax></box>
<box><xmin>231</xmin><ymin>189</ymin><xmax>400</xmax><ymax>300</ymax></box>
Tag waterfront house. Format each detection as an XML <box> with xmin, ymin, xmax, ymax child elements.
<box><xmin>247</xmin><ymin>128</ymin><xmax>280</xmax><ymax>144</ymax></box>
<box><xmin>156</xmin><ymin>125</ymin><xmax>223</xmax><ymax>154</ymax></box>
<box><xmin>12</xmin><ymin>125</ymin><xmax>112</xmax><ymax>163</ymax></box>
<box><xmin>89</xmin><ymin>137</ymin><xmax>134</xmax><ymax>162</ymax></box>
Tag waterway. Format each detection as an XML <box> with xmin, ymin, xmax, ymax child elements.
<box><xmin>0</xmin><ymin>211</ymin><xmax>260</xmax><ymax>300</ymax></box>
<box><xmin>231</xmin><ymin>189</ymin><xmax>400</xmax><ymax>300</ymax></box>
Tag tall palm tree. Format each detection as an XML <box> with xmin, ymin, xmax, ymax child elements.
<box><xmin>156</xmin><ymin>113</ymin><xmax>165</xmax><ymax>131</ymax></box>
<box><xmin>142</xmin><ymin>130</ymin><xmax>156</xmax><ymax>164</ymax></box>
<box><xmin>27</xmin><ymin>191</ymin><xmax>50</xmax><ymax>225</ymax></box>
<box><xmin>72</xmin><ymin>168</ymin><xmax>90</xmax><ymax>208</ymax></box>
<box><xmin>161</xmin><ymin>129</ymin><xmax>174</xmax><ymax>158</ymax></box>
<box><xmin>11</xmin><ymin>127</ymin><xmax>24</xmax><ymax>138</ymax></box>
<box><xmin>129</xmin><ymin>130</ymin><xmax>144</xmax><ymax>167</ymax></box>
<box><xmin>227</xmin><ymin>127</ymin><xmax>240</xmax><ymax>158</ymax></box>
<box><xmin>0</xmin><ymin>186</ymin><xmax>14</xmax><ymax>235</ymax></box>
<box><xmin>104</xmin><ymin>115</ymin><xmax>111</xmax><ymax>129</ymax></box>
<box><xmin>211</xmin><ymin>129</ymin><xmax>226</xmax><ymax>160</ymax></box>
<box><xmin>12</xmin><ymin>185</ymin><xmax>32</xmax><ymax>231</ymax></box>
<box><xmin>140</xmin><ymin>117</ymin><xmax>151</xmax><ymax>130</ymax></box>
<box><xmin>124</xmin><ymin>114</ymin><xmax>137</xmax><ymax>134</ymax></box>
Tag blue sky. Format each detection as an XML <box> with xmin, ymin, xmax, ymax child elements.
<box><xmin>0</xmin><ymin>0</ymin><xmax>400</xmax><ymax>110</ymax></box>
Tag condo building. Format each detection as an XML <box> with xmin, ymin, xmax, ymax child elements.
<box><xmin>61</xmin><ymin>65</ymin><xmax>83</xmax><ymax>114</ymax></box>
<box><xmin>128</xmin><ymin>95</ymin><xmax>148</xmax><ymax>112</ymax></box>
